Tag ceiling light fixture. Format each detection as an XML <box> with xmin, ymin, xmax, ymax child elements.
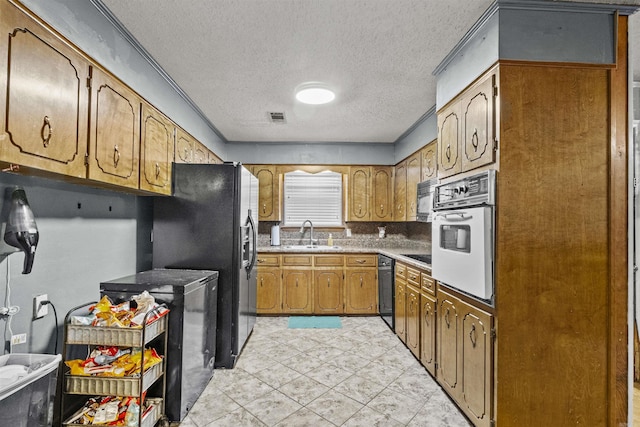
<box><xmin>295</xmin><ymin>82</ymin><xmax>335</xmax><ymax>105</ymax></box>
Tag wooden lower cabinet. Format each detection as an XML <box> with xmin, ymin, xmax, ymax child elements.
<box><xmin>256</xmin><ymin>268</ymin><xmax>281</xmax><ymax>314</ymax></box>
<box><xmin>437</xmin><ymin>287</ymin><xmax>494</xmax><ymax>427</ymax></box>
<box><xmin>282</xmin><ymin>269</ymin><xmax>313</xmax><ymax>313</ymax></box>
<box><xmin>405</xmin><ymin>284</ymin><xmax>420</xmax><ymax>357</ymax></box>
<box><xmin>344</xmin><ymin>268</ymin><xmax>377</xmax><ymax>314</ymax></box>
<box><xmin>420</xmin><ymin>290</ymin><xmax>436</xmax><ymax>376</ymax></box>
<box><xmin>394</xmin><ymin>277</ymin><xmax>407</xmax><ymax>343</ymax></box>
<box><xmin>315</xmin><ymin>269</ymin><xmax>343</xmax><ymax>314</ymax></box>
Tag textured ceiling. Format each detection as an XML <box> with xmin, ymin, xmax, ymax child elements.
<box><xmin>100</xmin><ymin>0</ymin><xmax>640</xmax><ymax>144</ymax></box>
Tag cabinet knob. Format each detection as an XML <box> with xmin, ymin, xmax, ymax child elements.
<box><xmin>41</xmin><ymin>116</ymin><xmax>53</xmax><ymax>147</ymax></box>
<box><xmin>155</xmin><ymin>162</ymin><xmax>160</xmax><ymax>179</ymax></box>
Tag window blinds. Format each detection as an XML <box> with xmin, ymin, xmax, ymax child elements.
<box><xmin>283</xmin><ymin>171</ymin><xmax>342</xmax><ymax>226</ymax></box>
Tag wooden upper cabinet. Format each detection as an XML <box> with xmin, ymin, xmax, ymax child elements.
<box><xmin>461</xmin><ymin>71</ymin><xmax>496</xmax><ymax>173</ymax></box>
<box><xmin>393</xmin><ymin>160</ymin><xmax>407</xmax><ymax>221</ymax></box>
<box><xmin>438</xmin><ymin>67</ymin><xmax>497</xmax><ymax>179</ymax></box>
<box><xmin>192</xmin><ymin>140</ymin><xmax>208</xmax><ymax>163</ymax></box>
<box><xmin>372</xmin><ymin>166</ymin><xmax>393</xmax><ymax>221</ymax></box>
<box><xmin>253</xmin><ymin>165</ymin><xmax>281</xmax><ymax>221</ymax></box>
<box><xmin>208</xmin><ymin>151</ymin><xmax>223</xmax><ymax>164</ymax></box>
<box><xmin>140</xmin><ymin>102</ymin><xmax>174</xmax><ymax>195</ymax></box>
<box><xmin>421</xmin><ymin>140</ymin><xmax>437</xmax><ymax>181</ymax></box>
<box><xmin>348</xmin><ymin>166</ymin><xmax>371</xmax><ymax>221</ymax></box>
<box><xmin>406</xmin><ymin>152</ymin><xmax>421</xmax><ymax>221</ymax></box>
<box><xmin>175</xmin><ymin>127</ymin><xmax>194</xmax><ymax>164</ymax></box>
<box><xmin>0</xmin><ymin>0</ymin><xmax>89</xmax><ymax>178</ymax></box>
<box><xmin>437</xmin><ymin>101</ymin><xmax>462</xmax><ymax>179</ymax></box>
<box><xmin>87</xmin><ymin>66</ymin><xmax>140</xmax><ymax>189</ymax></box>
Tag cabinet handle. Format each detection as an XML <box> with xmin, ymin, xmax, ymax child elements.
<box><xmin>262</xmin><ymin>203</ymin><xmax>266</xmax><ymax>213</ymax></box>
<box><xmin>360</xmin><ymin>276</ymin><xmax>363</xmax><ymax>287</ymax></box>
<box><xmin>257</xmin><ymin>258</ymin><xmax>265</xmax><ymax>263</ymax></box>
<box><xmin>295</xmin><ymin>278</ymin><xmax>298</xmax><ymax>287</ymax></box>
<box><xmin>113</xmin><ymin>145</ymin><xmax>120</xmax><ymax>168</ymax></box>
<box><xmin>410</xmin><ymin>201</ymin><xmax>415</xmax><ymax>213</ymax></box>
<box><xmin>358</xmin><ymin>204</ymin><xmax>362</xmax><ymax>214</ymax></box>
<box><xmin>380</xmin><ymin>204</ymin><xmax>384</xmax><ymax>214</ymax></box>
<box><xmin>155</xmin><ymin>162</ymin><xmax>160</xmax><ymax>179</ymax></box>
<box><xmin>424</xmin><ymin>307</ymin><xmax>430</xmax><ymax>325</ymax></box>
<box><xmin>445</xmin><ymin>144</ymin><xmax>451</xmax><ymax>162</ymax></box>
<box><xmin>327</xmin><ymin>278</ymin><xmax>331</xmax><ymax>287</ymax></box>
<box><xmin>471</xmin><ymin>128</ymin><xmax>479</xmax><ymax>150</ymax></box>
<box><xmin>444</xmin><ymin>308</ymin><xmax>451</xmax><ymax>328</ymax></box>
<box><xmin>41</xmin><ymin>116</ymin><xmax>53</xmax><ymax>147</ymax></box>
<box><xmin>469</xmin><ymin>324</ymin><xmax>477</xmax><ymax>347</ymax></box>
<box><xmin>260</xmin><ymin>277</ymin><xmax>263</xmax><ymax>287</ymax></box>
<box><xmin>355</xmin><ymin>259</ymin><xmax>366</xmax><ymax>264</ymax></box>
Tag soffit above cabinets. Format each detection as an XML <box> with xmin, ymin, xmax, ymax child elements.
<box><xmin>99</xmin><ymin>0</ymin><xmax>639</xmax><ymax>144</ymax></box>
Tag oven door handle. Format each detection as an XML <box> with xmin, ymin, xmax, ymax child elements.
<box><xmin>434</xmin><ymin>211</ymin><xmax>472</xmax><ymax>221</ymax></box>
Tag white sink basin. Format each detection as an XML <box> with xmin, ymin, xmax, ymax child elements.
<box><xmin>284</xmin><ymin>245</ymin><xmax>342</xmax><ymax>250</ymax></box>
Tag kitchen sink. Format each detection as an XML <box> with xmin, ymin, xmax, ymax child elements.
<box><xmin>284</xmin><ymin>245</ymin><xmax>342</xmax><ymax>250</ymax></box>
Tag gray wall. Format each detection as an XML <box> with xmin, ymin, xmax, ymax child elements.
<box><xmin>0</xmin><ymin>174</ymin><xmax>152</xmax><ymax>355</ymax></box>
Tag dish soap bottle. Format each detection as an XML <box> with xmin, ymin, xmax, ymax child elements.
<box><xmin>327</xmin><ymin>233</ymin><xmax>334</xmax><ymax>246</ymax></box>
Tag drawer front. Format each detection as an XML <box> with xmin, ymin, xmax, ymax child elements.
<box><xmin>257</xmin><ymin>254</ymin><xmax>280</xmax><ymax>267</ymax></box>
<box><xmin>407</xmin><ymin>267</ymin><xmax>421</xmax><ymax>288</ymax></box>
<box><xmin>282</xmin><ymin>255</ymin><xmax>313</xmax><ymax>266</ymax></box>
<box><xmin>346</xmin><ymin>255</ymin><xmax>377</xmax><ymax>267</ymax></box>
<box><xmin>396</xmin><ymin>262</ymin><xmax>407</xmax><ymax>280</ymax></box>
<box><xmin>314</xmin><ymin>255</ymin><xmax>344</xmax><ymax>267</ymax></box>
<box><xmin>421</xmin><ymin>272</ymin><xmax>435</xmax><ymax>294</ymax></box>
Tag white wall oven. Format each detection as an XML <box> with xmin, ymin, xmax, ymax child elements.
<box><xmin>432</xmin><ymin>170</ymin><xmax>495</xmax><ymax>301</ymax></box>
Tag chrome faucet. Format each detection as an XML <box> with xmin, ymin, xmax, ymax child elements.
<box><xmin>300</xmin><ymin>220</ymin><xmax>316</xmax><ymax>246</ymax></box>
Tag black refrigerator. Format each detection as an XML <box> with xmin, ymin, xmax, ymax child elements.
<box><xmin>152</xmin><ymin>162</ymin><xmax>258</xmax><ymax>369</ymax></box>
<box><xmin>100</xmin><ymin>269</ymin><xmax>218</xmax><ymax>422</ymax></box>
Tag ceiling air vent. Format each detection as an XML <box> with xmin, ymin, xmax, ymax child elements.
<box><xmin>268</xmin><ymin>112</ymin><xmax>286</xmax><ymax>123</ymax></box>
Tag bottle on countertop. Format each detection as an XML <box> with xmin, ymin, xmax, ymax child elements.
<box><xmin>327</xmin><ymin>233</ymin><xmax>333</xmax><ymax>246</ymax></box>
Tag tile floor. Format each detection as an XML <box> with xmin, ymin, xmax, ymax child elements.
<box><xmin>176</xmin><ymin>316</ymin><xmax>471</xmax><ymax>427</ymax></box>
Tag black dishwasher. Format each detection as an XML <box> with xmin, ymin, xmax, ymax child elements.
<box><xmin>378</xmin><ymin>255</ymin><xmax>395</xmax><ymax>330</ymax></box>
<box><xmin>100</xmin><ymin>268</ymin><xmax>218</xmax><ymax>422</ymax></box>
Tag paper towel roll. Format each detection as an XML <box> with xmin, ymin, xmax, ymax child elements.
<box><xmin>456</xmin><ymin>228</ymin><xmax>467</xmax><ymax>249</ymax></box>
<box><xmin>271</xmin><ymin>224</ymin><xmax>280</xmax><ymax>246</ymax></box>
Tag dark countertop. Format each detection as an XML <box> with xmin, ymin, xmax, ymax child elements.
<box><xmin>258</xmin><ymin>245</ymin><xmax>431</xmax><ymax>271</ymax></box>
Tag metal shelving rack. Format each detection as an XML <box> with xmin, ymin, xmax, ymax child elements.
<box><xmin>60</xmin><ymin>301</ymin><xmax>169</xmax><ymax>427</ymax></box>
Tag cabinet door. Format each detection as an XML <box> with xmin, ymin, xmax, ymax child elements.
<box><xmin>348</xmin><ymin>166</ymin><xmax>370</xmax><ymax>221</ymax></box>
<box><xmin>140</xmin><ymin>102</ymin><xmax>174</xmax><ymax>195</ymax></box>
<box><xmin>254</xmin><ymin>165</ymin><xmax>281</xmax><ymax>221</ymax></box>
<box><xmin>461</xmin><ymin>72</ymin><xmax>495</xmax><ymax>173</ymax></box>
<box><xmin>420</xmin><ymin>291</ymin><xmax>437</xmax><ymax>375</ymax></box>
<box><xmin>406</xmin><ymin>152</ymin><xmax>421</xmax><ymax>221</ymax></box>
<box><xmin>437</xmin><ymin>102</ymin><xmax>462</xmax><ymax>179</ymax></box>
<box><xmin>175</xmin><ymin>127</ymin><xmax>194</xmax><ymax>163</ymax></box>
<box><xmin>0</xmin><ymin>1</ymin><xmax>89</xmax><ymax>178</ymax></box>
<box><xmin>257</xmin><ymin>268</ymin><xmax>281</xmax><ymax>314</ymax></box>
<box><xmin>282</xmin><ymin>269</ymin><xmax>313</xmax><ymax>313</ymax></box>
<box><xmin>372</xmin><ymin>166</ymin><xmax>393</xmax><ymax>221</ymax></box>
<box><xmin>314</xmin><ymin>270</ymin><xmax>343</xmax><ymax>314</ymax></box>
<box><xmin>437</xmin><ymin>292</ymin><xmax>461</xmax><ymax>400</ymax></box>
<box><xmin>460</xmin><ymin>302</ymin><xmax>493</xmax><ymax>427</ymax></box>
<box><xmin>192</xmin><ymin>141</ymin><xmax>208</xmax><ymax>163</ymax></box>
<box><xmin>393</xmin><ymin>160</ymin><xmax>407</xmax><ymax>221</ymax></box>
<box><xmin>406</xmin><ymin>285</ymin><xmax>420</xmax><ymax>358</ymax></box>
<box><xmin>88</xmin><ymin>67</ymin><xmax>140</xmax><ymax>189</ymax></box>
<box><xmin>344</xmin><ymin>269</ymin><xmax>377</xmax><ymax>314</ymax></box>
<box><xmin>394</xmin><ymin>279</ymin><xmax>406</xmax><ymax>343</ymax></box>
<box><xmin>421</xmin><ymin>140</ymin><xmax>437</xmax><ymax>181</ymax></box>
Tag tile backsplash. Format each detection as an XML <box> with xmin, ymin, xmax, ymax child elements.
<box><xmin>258</xmin><ymin>221</ymin><xmax>431</xmax><ymax>251</ymax></box>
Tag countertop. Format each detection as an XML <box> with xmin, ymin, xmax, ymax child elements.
<box><xmin>258</xmin><ymin>245</ymin><xmax>431</xmax><ymax>270</ymax></box>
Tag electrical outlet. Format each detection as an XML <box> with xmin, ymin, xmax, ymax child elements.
<box><xmin>11</xmin><ymin>333</ymin><xmax>26</xmax><ymax>345</ymax></box>
<box><xmin>33</xmin><ymin>294</ymin><xmax>48</xmax><ymax>319</ymax></box>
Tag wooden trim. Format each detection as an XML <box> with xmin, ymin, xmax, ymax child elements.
<box><xmin>498</xmin><ymin>58</ymin><xmax>616</xmax><ymax>70</ymax></box>
<box><xmin>608</xmin><ymin>13</ymin><xmax>629</xmax><ymax>426</ymax></box>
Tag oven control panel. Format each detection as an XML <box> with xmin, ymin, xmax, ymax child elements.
<box><xmin>434</xmin><ymin>170</ymin><xmax>496</xmax><ymax>209</ymax></box>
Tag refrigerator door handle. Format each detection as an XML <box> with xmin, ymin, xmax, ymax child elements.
<box><xmin>246</xmin><ymin>210</ymin><xmax>257</xmax><ymax>276</ymax></box>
